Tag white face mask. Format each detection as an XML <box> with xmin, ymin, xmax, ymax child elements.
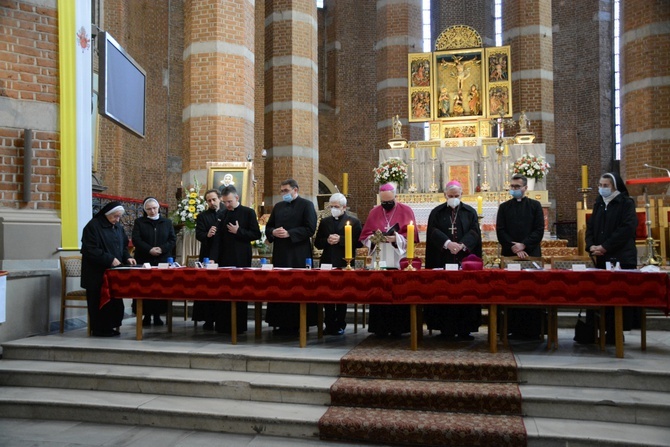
<box><xmin>447</xmin><ymin>198</ymin><xmax>461</xmax><ymax>208</ymax></box>
<box><xmin>330</xmin><ymin>208</ymin><xmax>343</xmax><ymax>218</ymax></box>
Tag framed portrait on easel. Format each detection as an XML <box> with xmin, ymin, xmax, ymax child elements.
<box><xmin>207</xmin><ymin>162</ymin><xmax>252</xmax><ymax>206</ymax></box>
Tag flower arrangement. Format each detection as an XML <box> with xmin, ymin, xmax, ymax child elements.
<box><xmin>172</xmin><ymin>177</ymin><xmax>207</xmax><ymax>230</ymax></box>
<box><xmin>511</xmin><ymin>154</ymin><xmax>550</xmax><ymax>180</ymax></box>
<box><xmin>374</xmin><ymin>157</ymin><xmax>408</xmax><ymax>184</ymax></box>
<box><xmin>251</xmin><ymin>225</ymin><xmax>271</xmax><ymax>254</ymax></box>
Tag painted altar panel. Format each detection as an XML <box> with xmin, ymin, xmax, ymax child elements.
<box><xmin>485</xmin><ymin>46</ymin><xmax>513</xmax><ymax>117</ymax></box>
<box><xmin>433</xmin><ymin>49</ymin><xmax>485</xmax><ymax>120</ymax></box>
<box><xmin>408</xmin><ymin>53</ymin><xmax>434</xmax><ymax>122</ymax></box>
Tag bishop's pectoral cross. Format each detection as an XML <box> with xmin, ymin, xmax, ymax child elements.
<box><xmin>449</xmin><ymin>222</ymin><xmax>457</xmax><ymax>235</ymax></box>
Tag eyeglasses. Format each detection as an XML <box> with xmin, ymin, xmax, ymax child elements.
<box><xmin>280</xmin><ymin>188</ymin><xmax>293</xmax><ymax>194</ymax></box>
<box><xmin>509</xmin><ymin>184</ymin><xmax>524</xmax><ymax>190</ymax></box>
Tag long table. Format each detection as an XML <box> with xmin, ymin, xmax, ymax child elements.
<box><xmin>101</xmin><ymin>268</ymin><xmax>670</xmax><ymax>358</ymax></box>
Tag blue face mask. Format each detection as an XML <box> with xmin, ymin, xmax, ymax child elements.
<box><xmin>510</xmin><ymin>189</ymin><xmax>523</xmax><ymax>199</ymax></box>
<box><xmin>598</xmin><ymin>187</ymin><xmax>612</xmax><ymax>198</ymax></box>
<box><xmin>282</xmin><ymin>193</ymin><xmax>293</xmax><ymax>202</ymax></box>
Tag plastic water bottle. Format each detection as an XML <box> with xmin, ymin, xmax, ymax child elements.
<box><xmin>305</xmin><ymin>258</ymin><xmax>312</xmax><ymax>269</ymax></box>
<box><xmin>260</xmin><ymin>258</ymin><xmax>267</xmax><ymax>265</ymax></box>
<box><xmin>203</xmin><ymin>257</ymin><xmax>209</xmax><ymax>265</ymax></box>
<box><xmin>167</xmin><ymin>257</ymin><xmax>174</xmax><ymax>267</ymax></box>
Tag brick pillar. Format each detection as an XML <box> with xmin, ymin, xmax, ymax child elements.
<box><xmin>620</xmin><ymin>1</ymin><xmax>670</xmax><ymax>179</ymax></box>
<box><xmin>264</xmin><ymin>0</ymin><xmax>319</xmax><ymax>206</ymax></box>
<box><xmin>182</xmin><ymin>0</ymin><xmax>255</xmax><ymax>183</ymax></box>
<box><xmin>504</xmin><ymin>0</ymin><xmax>555</xmax><ymax>149</ymax></box>
<box><xmin>375</xmin><ymin>0</ymin><xmax>424</xmax><ymax>148</ymax></box>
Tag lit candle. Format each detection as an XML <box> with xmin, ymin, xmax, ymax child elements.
<box><xmin>344</xmin><ymin>221</ymin><xmax>352</xmax><ymax>259</ymax></box>
<box><xmin>342</xmin><ymin>173</ymin><xmax>348</xmax><ymax>195</ymax></box>
<box><xmin>477</xmin><ymin>196</ymin><xmax>483</xmax><ymax>215</ymax></box>
<box><xmin>410</xmin><ymin>145</ymin><xmax>415</xmax><ymax>159</ymax></box>
<box><xmin>407</xmin><ymin>221</ymin><xmax>415</xmax><ymax>259</ymax></box>
<box><xmin>504</xmin><ymin>144</ymin><xmax>509</xmax><ymax>157</ymax></box>
<box><xmin>482</xmin><ymin>145</ymin><xmax>487</xmax><ymax>157</ymax></box>
<box><xmin>432</xmin><ymin>147</ymin><xmax>436</xmax><ymax>159</ymax></box>
<box><xmin>581</xmin><ymin>165</ymin><xmax>588</xmax><ymax>189</ymax></box>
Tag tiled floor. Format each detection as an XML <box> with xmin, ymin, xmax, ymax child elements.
<box><xmin>1</xmin><ymin>310</ymin><xmax>669</xmax><ymax>447</ymax></box>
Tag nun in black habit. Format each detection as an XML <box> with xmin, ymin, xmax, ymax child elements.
<box><xmin>81</xmin><ymin>201</ymin><xmax>136</xmax><ymax>336</ymax></box>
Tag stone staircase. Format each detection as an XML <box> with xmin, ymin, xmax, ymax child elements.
<box><xmin>0</xmin><ymin>329</ymin><xmax>669</xmax><ymax>446</ymax></box>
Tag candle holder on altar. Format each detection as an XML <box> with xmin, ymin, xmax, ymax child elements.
<box><xmin>429</xmin><ymin>155</ymin><xmax>439</xmax><ymax>193</ymax></box>
<box><xmin>502</xmin><ymin>154</ymin><xmax>511</xmax><ymax>190</ymax></box>
<box><xmin>343</xmin><ymin>257</ymin><xmax>354</xmax><ymax>270</ymax></box>
<box><xmin>480</xmin><ymin>155</ymin><xmax>491</xmax><ymax>192</ymax></box>
<box><xmin>408</xmin><ymin>152</ymin><xmax>418</xmax><ymax>194</ymax></box>
<box><xmin>578</xmin><ymin>187</ymin><xmax>592</xmax><ymax>210</ymax></box>
<box><xmin>403</xmin><ymin>257</ymin><xmax>416</xmax><ymax>271</ymax></box>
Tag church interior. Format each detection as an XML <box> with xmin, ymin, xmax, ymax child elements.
<box><xmin>0</xmin><ymin>0</ymin><xmax>669</xmax><ymax>446</ymax></box>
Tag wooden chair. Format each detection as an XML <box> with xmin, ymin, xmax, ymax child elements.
<box><xmin>59</xmin><ymin>256</ymin><xmax>90</xmax><ymax>335</ymax></box>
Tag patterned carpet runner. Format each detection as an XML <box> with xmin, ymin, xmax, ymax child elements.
<box><xmin>319</xmin><ymin>335</ymin><xmax>527</xmax><ymax>447</ymax></box>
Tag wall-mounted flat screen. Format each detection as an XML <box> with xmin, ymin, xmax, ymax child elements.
<box><xmin>98</xmin><ymin>31</ymin><xmax>146</xmax><ymax>138</ymax></box>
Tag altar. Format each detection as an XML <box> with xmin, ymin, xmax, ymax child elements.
<box><xmin>380</xmin><ymin>143</ymin><xmax>550</xmax><ymax>240</ymax></box>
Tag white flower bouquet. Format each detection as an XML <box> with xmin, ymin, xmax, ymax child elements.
<box><xmin>172</xmin><ymin>177</ymin><xmax>206</xmax><ymax>230</ymax></box>
<box><xmin>374</xmin><ymin>157</ymin><xmax>408</xmax><ymax>184</ymax></box>
<box><xmin>511</xmin><ymin>154</ymin><xmax>550</xmax><ymax>180</ymax></box>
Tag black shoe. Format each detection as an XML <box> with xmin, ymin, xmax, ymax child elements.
<box><xmin>153</xmin><ymin>316</ymin><xmax>164</xmax><ymax>326</ymax></box>
<box><xmin>437</xmin><ymin>332</ymin><xmax>457</xmax><ymax>341</ymax></box>
<box><xmin>92</xmin><ymin>330</ymin><xmax>118</xmax><ymax>337</ymax></box>
<box><xmin>142</xmin><ymin>317</ymin><xmax>151</xmax><ymax>327</ymax></box>
<box><xmin>202</xmin><ymin>321</ymin><xmax>214</xmax><ymax>330</ymax></box>
<box><xmin>389</xmin><ymin>331</ymin><xmax>402</xmax><ymax>338</ymax></box>
<box><xmin>272</xmin><ymin>327</ymin><xmax>298</xmax><ymax>336</ymax></box>
<box><xmin>324</xmin><ymin>327</ymin><xmax>345</xmax><ymax>336</ymax></box>
<box><xmin>112</xmin><ymin>329</ymin><xmax>121</xmax><ymax>336</ymax></box>
<box><xmin>457</xmin><ymin>333</ymin><xmax>475</xmax><ymax>341</ymax></box>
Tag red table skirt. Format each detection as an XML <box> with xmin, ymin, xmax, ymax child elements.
<box><xmin>100</xmin><ymin>268</ymin><xmax>670</xmax><ymax>313</ymax></box>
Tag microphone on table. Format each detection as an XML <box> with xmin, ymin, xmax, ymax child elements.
<box><xmin>643</xmin><ymin>163</ymin><xmax>670</xmax><ymax>178</ymax></box>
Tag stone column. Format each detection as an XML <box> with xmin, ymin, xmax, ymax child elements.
<box><xmin>620</xmin><ymin>0</ymin><xmax>670</xmax><ymax>179</ymax></box>
<box><xmin>182</xmin><ymin>0</ymin><xmax>255</xmax><ymax>184</ymax></box>
<box><xmin>375</xmin><ymin>0</ymin><xmax>424</xmax><ymax>148</ymax></box>
<box><xmin>264</xmin><ymin>0</ymin><xmax>319</xmax><ymax>206</ymax></box>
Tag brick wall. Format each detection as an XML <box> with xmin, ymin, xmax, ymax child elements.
<box><xmin>0</xmin><ymin>1</ymin><xmax>59</xmax><ymax>209</ymax></box>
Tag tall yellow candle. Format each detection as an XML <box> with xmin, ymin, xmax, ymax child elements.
<box><xmin>482</xmin><ymin>145</ymin><xmax>487</xmax><ymax>157</ymax></box>
<box><xmin>431</xmin><ymin>147</ymin><xmax>436</xmax><ymax>159</ymax></box>
<box><xmin>344</xmin><ymin>221</ymin><xmax>352</xmax><ymax>259</ymax></box>
<box><xmin>581</xmin><ymin>165</ymin><xmax>588</xmax><ymax>189</ymax></box>
<box><xmin>407</xmin><ymin>221</ymin><xmax>415</xmax><ymax>259</ymax></box>
<box><xmin>410</xmin><ymin>145</ymin><xmax>415</xmax><ymax>159</ymax></box>
<box><xmin>342</xmin><ymin>173</ymin><xmax>348</xmax><ymax>195</ymax></box>
<box><xmin>504</xmin><ymin>144</ymin><xmax>509</xmax><ymax>157</ymax></box>
<box><xmin>477</xmin><ymin>196</ymin><xmax>483</xmax><ymax>215</ymax></box>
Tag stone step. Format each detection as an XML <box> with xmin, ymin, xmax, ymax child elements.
<box><xmin>0</xmin><ymin>360</ymin><xmax>333</xmax><ymax>406</ymax></box>
<box><xmin>518</xmin><ymin>356</ymin><xmax>670</xmax><ymax>392</ymax></box>
<box><xmin>0</xmin><ymin>336</ymin><xmax>342</xmax><ymax>377</ymax></box>
<box><xmin>525</xmin><ymin>417</ymin><xmax>670</xmax><ymax>447</ymax></box>
<box><xmin>520</xmin><ymin>384</ymin><xmax>670</xmax><ymax>428</ymax></box>
<box><xmin>0</xmin><ymin>386</ymin><xmax>325</xmax><ymax>440</ymax></box>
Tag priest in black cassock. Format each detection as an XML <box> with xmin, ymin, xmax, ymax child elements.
<box><xmin>192</xmin><ymin>189</ymin><xmax>221</xmax><ymax>330</ymax></box>
<box><xmin>209</xmin><ymin>185</ymin><xmax>261</xmax><ymax>334</ymax></box>
<box><xmin>496</xmin><ymin>173</ymin><xmax>545</xmax><ymax>339</ymax></box>
<box><xmin>265</xmin><ymin>179</ymin><xmax>318</xmax><ymax>334</ymax></box>
<box><xmin>424</xmin><ymin>180</ymin><xmax>482</xmax><ymax>340</ymax></box>
<box><xmin>314</xmin><ymin>192</ymin><xmax>362</xmax><ymax>335</ymax></box>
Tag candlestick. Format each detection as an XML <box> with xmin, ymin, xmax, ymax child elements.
<box><xmin>342</xmin><ymin>173</ymin><xmax>348</xmax><ymax>195</ymax></box>
<box><xmin>481</xmin><ymin>155</ymin><xmax>490</xmax><ymax>192</ymax></box>
<box><xmin>482</xmin><ymin>144</ymin><xmax>487</xmax><ymax>158</ymax></box>
<box><xmin>410</xmin><ymin>145</ymin><xmax>415</xmax><ymax>159</ymax></box>
<box><xmin>344</xmin><ymin>221</ymin><xmax>352</xmax><ymax>259</ymax></box>
<box><xmin>504</xmin><ymin>144</ymin><xmax>509</xmax><ymax>157</ymax></box>
<box><xmin>431</xmin><ymin>146</ymin><xmax>436</xmax><ymax>159</ymax></box>
<box><xmin>581</xmin><ymin>165</ymin><xmax>588</xmax><ymax>189</ymax></box>
<box><xmin>407</xmin><ymin>221</ymin><xmax>415</xmax><ymax>260</ymax></box>
<box><xmin>578</xmin><ymin>187</ymin><xmax>592</xmax><ymax>210</ymax></box>
<box><xmin>477</xmin><ymin>196</ymin><xmax>483</xmax><ymax>215</ymax></box>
